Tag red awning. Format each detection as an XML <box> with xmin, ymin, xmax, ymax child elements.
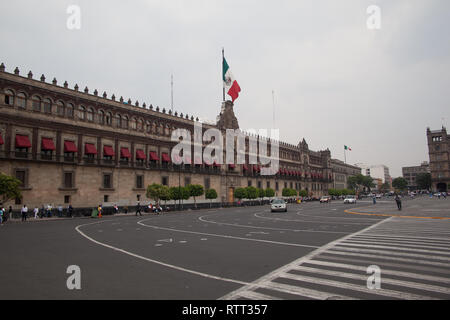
<box><xmin>243</xmin><ymin>164</ymin><xmax>249</xmax><ymax>171</ymax></box>
<box><xmin>136</xmin><ymin>149</ymin><xmax>146</xmax><ymax>160</ymax></box>
<box><xmin>64</xmin><ymin>141</ymin><xmax>77</xmax><ymax>153</ymax></box>
<box><xmin>161</xmin><ymin>153</ymin><xmax>171</xmax><ymax>162</ymax></box>
<box><xmin>103</xmin><ymin>145</ymin><xmax>115</xmax><ymax>157</ymax></box>
<box><xmin>84</xmin><ymin>143</ymin><xmax>97</xmax><ymax>155</ymax></box>
<box><xmin>120</xmin><ymin>148</ymin><xmax>131</xmax><ymax>158</ymax></box>
<box><xmin>228</xmin><ymin>164</ymin><xmax>236</xmax><ymax>168</ymax></box>
<box><xmin>0</xmin><ymin>133</ymin><xmax>4</xmax><ymax>145</ymax></box>
<box><xmin>41</xmin><ymin>138</ymin><xmax>56</xmax><ymax>151</ymax></box>
<box><xmin>149</xmin><ymin>151</ymin><xmax>159</xmax><ymax>161</ymax></box>
<box><xmin>213</xmin><ymin>162</ymin><xmax>221</xmax><ymax>167</ymax></box>
<box><xmin>15</xmin><ymin>135</ymin><xmax>32</xmax><ymax>148</ymax></box>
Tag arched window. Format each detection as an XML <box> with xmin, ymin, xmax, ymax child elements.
<box><xmin>66</xmin><ymin>103</ymin><xmax>74</xmax><ymax>118</ymax></box>
<box><xmin>137</xmin><ymin>119</ymin><xmax>143</xmax><ymax>131</ymax></box>
<box><xmin>98</xmin><ymin>110</ymin><xmax>105</xmax><ymax>124</ymax></box>
<box><xmin>32</xmin><ymin>95</ymin><xmax>41</xmax><ymax>112</ymax></box>
<box><xmin>122</xmin><ymin>115</ymin><xmax>129</xmax><ymax>129</ymax></box>
<box><xmin>4</xmin><ymin>89</ymin><xmax>14</xmax><ymax>106</ymax></box>
<box><xmin>146</xmin><ymin>121</ymin><xmax>151</xmax><ymax>133</ymax></box>
<box><xmin>56</xmin><ymin>100</ymin><xmax>65</xmax><ymax>116</ymax></box>
<box><xmin>131</xmin><ymin>117</ymin><xmax>137</xmax><ymax>130</ymax></box>
<box><xmin>43</xmin><ymin>98</ymin><xmax>52</xmax><ymax>113</ymax></box>
<box><xmin>87</xmin><ymin>107</ymin><xmax>94</xmax><ymax>122</ymax></box>
<box><xmin>78</xmin><ymin>106</ymin><xmax>86</xmax><ymax>120</ymax></box>
<box><xmin>17</xmin><ymin>92</ymin><xmax>27</xmax><ymax>109</ymax></box>
<box><xmin>116</xmin><ymin>114</ymin><xmax>122</xmax><ymax>128</ymax></box>
<box><xmin>106</xmin><ymin>112</ymin><xmax>112</xmax><ymax>126</ymax></box>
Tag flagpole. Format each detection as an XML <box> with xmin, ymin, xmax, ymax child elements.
<box><xmin>222</xmin><ymin>48</ymin><xmax>225</xmax><ymax>102</ymax></box>
<box><xmin>344</xmin><ymin>146</ymin><xmax>347</xmax><ymax>164</ymax></box>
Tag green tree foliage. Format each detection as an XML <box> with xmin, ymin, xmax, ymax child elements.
<box><xmin>258</xmin><ymin>188</ymin><xmax>265</xmax><ymax>199</ymax></box>
<box><xmin>347</xmin><ymin>174</ymin><xmax>375</xmax><ymax>192</ymax></box>
<box><xmin>187</xmin><ymin>184</ymin><xmax>204</xmax><ymax>208</ymax></box>
<box><xmin>282</xmin><ymin>188</ymin><xmax>297</xmax><ymax>197</ymax></box>
<box><xmin>0</xmin><ymin>173</ymin><xmax>22</xmax><ymax>204</ymax></box>
<box><xmin>205</xmin><ymin>188</ymin><xmax>218</xmax><ymax>208</ymax></box>
<box><xmin>159</xmin><ymin>185</ymin><xmax>171</xmax><ymax>205</ymax></box>
<box><xmin>245</xmin><ymin>186</ymin><xmax>259</xmax><ymax>200</ymax></box>
<box><xmin>146</xmin><ymin>183</ymin><xmax>166</xmax><ymax>205</ymax></box>
<box><xmin>416</xmin><ymin>173</ymin><xmax>431</xmax><ymax>190</ymax></box>
<box><xmin>265</xmin><ymin>188</ymin><xmax>275</xmax><ymax>198</ymax></box>
<box><xmin>392</xmin><ymin>177</ymin><xmax>408</xmax><ymax>191</ymax></box>
<box><xmin>234</xmin><ymin>187</ymin><xmax>248</xmax><ymax>201</ymax></box>
<box><xmin>380</xmin><ymin>182</ymin><xmax>391</xmax><ymax>193</ymax></box>
<box><xmin>299</xmin><ymin>190</ymin><xmax>308</xmax><ymax>197</ymax></box>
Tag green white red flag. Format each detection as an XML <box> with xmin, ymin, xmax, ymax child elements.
<box><xmin>222</xmin><ymin>57</ymin><xmax>241</xmax><ymax>102</ymax></box>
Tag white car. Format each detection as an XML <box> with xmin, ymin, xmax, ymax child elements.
<box><xmin>344</xmin><ymin>195</ymin><xmax>357</xmax><ymax>204</ymax></box>
<box><xmin>271</xmin><ymin>199</ymin><xmax>287</xmax><ymax>212</ymax></box>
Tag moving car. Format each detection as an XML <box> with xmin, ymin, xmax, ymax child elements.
<box><xmin>344</xmin><ymin>195</ymin><xmax>357</xmax><ymax>204</ymax></box>
<box><xmin>271</xmin><ymin>199</ymin><xmax>287</xmax><ymax>212</ymax></box>
<box><xmin>320</xmin><ymin>196</ymin><xmax>331</xmax><ymax>203</ymax></box>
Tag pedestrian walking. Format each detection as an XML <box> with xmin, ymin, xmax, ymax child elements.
<box><xmin>7</xmin><ymin>206</ymin><xmax>12</xmax><ymax>222</ymax></box>
<box><xmin>68</xmin><ymin>204</ymin><xmax>74</xmax><ymax>218</ymax></box>
<box><xmin>98</xmin><ymin>204</ymin><xmax>103</xmax><ymax>218</ymax></box>
<box><xmin>39</xmin><ymin>205</ymin><xmax>45</xmax><ymax>218</ymax></box>
<box><xmin>372</xmin><ymin>195</ymin><xmax>376</xmax><ymax>205</ymax></box>
<box><xmin>58</xmin><ymin>205</ymin><xmax>63</xmax><ymax>217</ymax></box>
<box><xmin>113</xmin><ymin>204</ymin><xmax>119</xmax><ymax>214</ymax></box>
<box><xmin>395</xmin><ymin>194</ymin><xmax>402</xmax><ymax>211</ymax></box>
<box><xmin>33</xmin><ymin>207</ymin><xmax>39</xmax><ymax>219</ymax></box>
<box><xmin>21</xmin><ymin>205</ymin><xmax>28</xmax><ymax>222</ymax></box>
<box><xmin>0</xmin><ymin>206</ymin><xmax>4</xmax><ymax>225</ymax></box>
<box><xmin>136</xmin><ymin>202</ymin><xmax>142</xmax><ymax>216</ymax></box>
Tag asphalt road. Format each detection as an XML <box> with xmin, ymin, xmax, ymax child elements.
<box><xmin>1</xmin><ymin>197</ymin><xmax>449</xmax><ymax>300</ymax></box>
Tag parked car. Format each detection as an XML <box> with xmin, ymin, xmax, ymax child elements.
<box><xmin>376</xmin><ymin>194</ymin><xmax>382</xmax><ymax>199</ymax></box>
<box><xmin>344</xmin><ymin>195</ymin><xmax>357</xmax><ymax>204</ymax></box>
<box><xmin>320</xmin><ymin>196</ymin><xmax>331</xmax><ymax>203</ymax></box>
<box><xmin>271</xmin><ymin>199</ymin><xmax>287</xmax><ymax>212</ymax></box>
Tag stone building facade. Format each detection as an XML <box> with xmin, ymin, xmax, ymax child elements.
<box><xmin>330</xmin><ymin>159</ymin><xmax>361</xmax><ymax>190</ymax></box>
<box><xmin>402</xmin><ymin>161</ymin><xmax>430</xmax><ymax>190</ymax></box>
<box><xmin>426</xmin><ymin>127</ymin><xmax>449</xmax><ymax>192</ymax></box>
<box><xmin>0</xmin><ymin>63</ymin><xmax>333</xmax><ymax>209</ymax></box>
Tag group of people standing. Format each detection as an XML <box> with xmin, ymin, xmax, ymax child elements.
<box><xmin>13</xmin><ymin>204</ymin><xmax>75</xmax><ymax>222</ymax></box>
<box><xmin>0</xmin><ymin>206</ymin><xmax>12</xmax><ymax>225</ymax></box>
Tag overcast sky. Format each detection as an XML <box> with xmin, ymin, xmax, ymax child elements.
<box><xmin>1</xmin><ymin>0</ymin><xmax>449</xmax><ymax>177</ymax></box>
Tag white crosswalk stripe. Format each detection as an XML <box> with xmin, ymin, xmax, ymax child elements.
<box><xmin>221</xmin><ymin>217</ymin><xmax>450</xmax><ymax>300</ymax></box>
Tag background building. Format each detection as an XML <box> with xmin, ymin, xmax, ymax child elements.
<box><xmin>402</xmin><ymin>161</ymin><xmax>430</xmax><ymax>190</ymax></box>
<box><xmin>426</xmin><ymin>127</ymin><xmax>449</xmax><ymax>192</ymax></box>
<box><xmin>355</xmin><ymin>163</ymin><xmax>391</xmax><ymax>185</ymax></box>
<box><xmin>330</xmin><ymin>159</ymin><xmax>361</xmax><ymax>190</ymax></box>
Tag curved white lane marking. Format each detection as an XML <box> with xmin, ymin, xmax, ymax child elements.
<box><xmin>199</xmin><ymin>214</ymin><xmax>349</xmax><ymax>234</ymax></box>
<box><xmin>137</xmin><ymin>218</ymin><xmax>321</xmax><ymax>248</ymax></box>
<box><xmin>75</xmin><ymin>220</ymin><xmax>248</xmax><ymax>286</ymax></box>
<box><xmin>253</xmin><ymin>212</ymin><xmax>373</xmax><ymax>227</ymax></box>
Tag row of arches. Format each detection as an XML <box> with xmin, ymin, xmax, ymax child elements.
<box><xmin>3</xmin><ymin>88</ymin><xmax>180</xmax><ymax>137</ymax></box>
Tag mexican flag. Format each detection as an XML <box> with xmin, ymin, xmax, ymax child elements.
<box><xmin>223</xmin><ymin>57</ymin><xmax>241</xmax><ymax>102</ymax></box>
<box><xmin>344</xmin><ymin>145</ymin><xmax>352</xmax><ymax>151</ymax></box>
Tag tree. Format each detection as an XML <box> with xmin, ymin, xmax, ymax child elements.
<box><xmin>282</xmin><ymin>188</ymin><xmax>296</xmax><ymax>197</ymax></box>
<box><xmin>380</xmin><ymin>182</ymin><xmax>391</xmax><ymax>193</ymax></box>
<box><xmin>416</xmin><ymin>173</ymin><xmax>431</xmax><ymax>190</ymax></box>
<box><xmin>146</xmin><ymin>183</ymin><xmax>166</xmax><ymax>205</ymax></box>
<box><xmin>159</xmin><ymin>185</ymin><xmax>171</xmax><ymax>207</ymax></box>
<box><xmin>299</xmin><ymin>190</ymin><xmax>308</xmax><ymax>197</ymax></box>
<box><xmin>169</xmin><ymin>186</ymin><xmax>190</xmax><ymax>209</ymax></box>
<box><xmin>245</xmin><ymin>186</ymin><xmax>258</xmax><ymax>200</ymax></box>
<box><xmin>205</xmin><ymin>188</ymin><xmax>218</xmax><ymax>208</ymax></box>
<box><xmin>187</xmin><ymin>184</ymin><xmax>204</xmax><ymax>208</ymax></box>
<box><xmin>0</xmin><ymin>173</ymin><xmax>22</xmax><ymax>204</ymax></box>
<box><xmin>234</xmin><ymin>187</ymin><xmax>247</xmax><ymax>202</ymax></box>
<box><xmin>392</xmin><ymin>177</ymin><xmax>408</xmax><ymax>191</ymax></box>
<box><xmin>258</xmin><ymin>188</ymin><xmax>265</xmax><ymax>202</ymax></box>
<box><xmin>265</xmin><ymin>188</ymin><xmax>275</xmax><ymax>199</ymax></box>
